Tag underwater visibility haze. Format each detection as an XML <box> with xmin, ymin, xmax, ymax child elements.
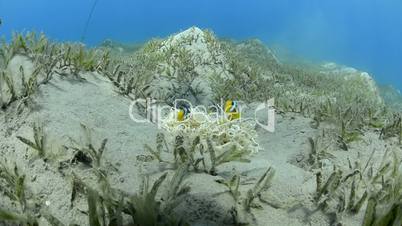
<box><xmin>1</xmin><ymin>0</ymin><xmax>402</xmax><ymax>90</ymax></box>
<box><xmin>0</xmin><ymin>1</ymin><xmax>402</xmax><ymax>226</ymax></box>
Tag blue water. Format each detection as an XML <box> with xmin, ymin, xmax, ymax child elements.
<box><xmin>1</xmin><ymin>0</ymin><xmax>401</xmax><ymax>91</ymax></box>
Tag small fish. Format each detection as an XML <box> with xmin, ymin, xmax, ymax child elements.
<box><xmin>177</xmin><ymin>103</ymin><xmax>191</xmax><ymax>121</ymax></box>
<box><xmin>224</xmin><ymin>100</ymin><xmax>240</xmax><ymax>120</ymax></box>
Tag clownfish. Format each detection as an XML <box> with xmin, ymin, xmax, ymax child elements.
<box><xmin>224</xmin><ymin>100</ymin><xmax>240</xmax><ymax>120</ymax></box>
<box><xmin>177</xmin><ymin>104</ymin><xmax>191</xmax><ymax>121</ymax></box>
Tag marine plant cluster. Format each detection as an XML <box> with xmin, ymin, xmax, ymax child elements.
<box><xmin>0</xmin><ymin>28</ymin><xmax>401</xmax><ymax>226</ymax></box>
<box><xmin>1</xmin><ymin>120</ymin><xmax>275</xmax><ymax>225</ymax></box>
<box><xmin>303</xmin><ymin>135</ymin><xmax>402</xmax><ymax>225</ymax></box>
<box><xmin>0</xmin><ymin>32</ymin><xmax>108</xmax><ymax>111</ymax></box>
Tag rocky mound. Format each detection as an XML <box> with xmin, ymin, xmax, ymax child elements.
<box><xmin>127</xmin><ymin>27</ymin><xmax>385</xmax><ymax>114</ymax></box>
<box><xmin>147</xmin><ymin>27</ymin><xmax>232</xmax><ymax>105</ymax></box>
<box><xmin>234</xmin><ymin>39</ymin><xmax>280</xmax><ymax>66</ymax></box>
<box><xmin>379</xmin><ymin>84</ymin><xmax>402</xmax><ymax>111</ymax></box>
<box><xmin>320</xmin><ymin>62</ymin><xmax>383</xmax><ymax>105</ymax></box>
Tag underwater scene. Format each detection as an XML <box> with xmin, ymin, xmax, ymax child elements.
<box><xmin>0</xmin><ymin>1</ymin><xmax>402</xmax><ymax>225</ymax></box>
